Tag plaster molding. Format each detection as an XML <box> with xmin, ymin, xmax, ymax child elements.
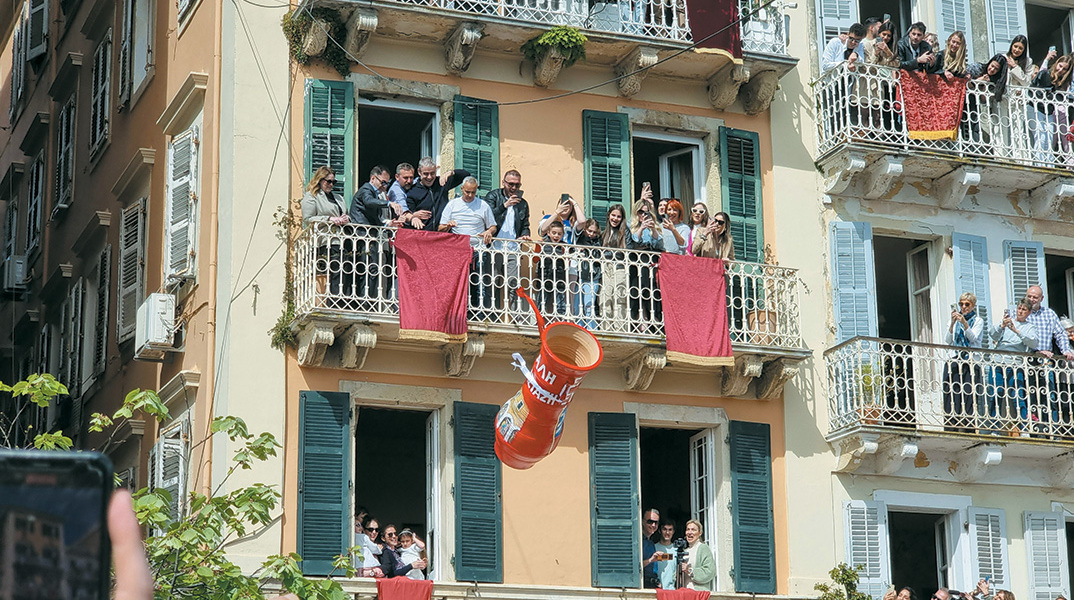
<box><xmin>949</xmin><ymin>443</ymin><xmax>1002</xmax><ymax>482</ymax></box>
<box><xmin>344</xmin><ymin>7</ymin><xmax>378</xmax><ymax>60</ymax></box>
<box><xmin>1029</xmin><ymin>178</ymin><xmax>1074</xmax><ymax>219</ymax></box>
<box><xmin>833</xmin><ymin>432</ymin><xmax>881</xmax><ymax>472</ymax></box>
<box><xmin>156</xmin><ymin>72</ymin><xmax>208</xmax><ymax>135</ymax></box>
<box><xmin>707</xmin><ymin>63</ymin><xmax>749</xmax><ymax>110</ymax></box>
<box><xmin>444</xmin><ymin>22</ymin><xmax>484</xmax><ymax>76</ymax></box>
<box><xmin>444</xmin><ymin>334</ymin><xmax>485</xmax><ymax>377</ymax></box>
<box><xmin>755</xmin><ymin>357</ymin><xmax>801</xmax><ymax>399</ymax></box>
<box><xmin>623</xmin><ymin>347</ymin><xmax>667</xmax><ymax>391</ymax></box>
<box><xmin>874</xmin><ymin>436</ymin><xmax>919</xmax><ymax>476</ymax></box>
<box><xmin>862</xmin><ymin>156</ymin><xmax>904</xmax><ymax>199</ymax></box>
<box><xmin>740</xmin><ymin>69</ymin><xmax>780</xmax><ymax>115</ymax></box>
<box><xmin>615</xmin><ymin>46</ymin><xmax>659</xmax><ymax>97</ymax></box>
<box><xmin>822</xmin><ymin>151</ymin><xmax>866</xmax><ymax>195</ymax></box>
<box><xmin>110</xmin><ymin>148</ymin><xmax>156</xmax><ymax>200</ymax></box>
<box><xmin>296</xmin><ymin>320</ymin><xmax>337</xmax><ymax>367</ymax></box>
<box><xmin>340</xmin><ymin>324</ymin><xmax>377</xmax><ymax>370</ymax></box>
<box><xmin>934</xmin><ymin>166</ymin><xmax>981</xmax><ymax>209</ymax></box>
<box><xmin>721</xmin><ymin>354</ymin><xmax>763</xmax><ymax>397</ymax></box>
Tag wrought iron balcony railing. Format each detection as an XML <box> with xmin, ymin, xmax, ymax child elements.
<box><xmin>826</xmin><ymin>336</ymin><xmax>1074</xmax><ymax>441</ymax></box>
<box><xmin>738</xmin><ymin>0</ymin><xmax>788</xmax><ymax>55</ymax></box>
<box><xmin>813</xmin><ymin>63</ymin><xmax>1074</xmax><ymax>170</ymax></box>
<box><xmin>292</xmin><ymin>222</ymin><xmax>804</xmax><ymax>351</ymax></box>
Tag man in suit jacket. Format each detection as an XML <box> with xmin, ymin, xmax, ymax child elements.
<box><xmin>349</xmin><ymin>165</ymin><xmax>396</xmax><ymax>227</ymax></box>
<box><xmin>897</xmin><ymin>22</ymin><xmax>936</xmax><ymax>71</ymax></box>
<box><xmin>484</xmin><ymin>169</ymin><xmax>531</xmax><ymax>311</ymax></box>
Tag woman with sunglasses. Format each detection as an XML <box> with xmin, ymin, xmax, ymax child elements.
<box><xmin>691</xmin><ymin>211</ymin><xmax>735</xmax><ymax>260</ymax></box>
<box><xmin>942</xmin><ymin>293</ymin><xmax>984</xmax><ymax>432</ymax></box>
<box><xmin>378</xmin><ymin>524</ymin><xmax>426</xmax><ymax>578</ymax></box>
<box><xmin>302</xmin><ymin>166</ymin><xmax>351</xmax><ymax>306</ymax></box>
<box><xmin>686</xmin><ymin>203</ymin><xmax>709</xmax><ymax>256</ymax></box>
<box><xmin>358</xmin><ymin>516</ymin><xmax>385</xmax><ymax>577</ymax></box>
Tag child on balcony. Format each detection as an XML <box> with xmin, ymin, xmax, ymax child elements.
<box><xmin>539</xmin><ymin>221</ymin><xmax>568</xmax><ymax>317</ymax></box>
<box><xmin>574</xmin><ymin>219</ymin><xmax>603</xmax><ymax>330</ymax></box>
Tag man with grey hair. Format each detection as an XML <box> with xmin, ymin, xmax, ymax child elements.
<box><xmin>439</xmin><ymin>176</ymin><xmax>498</xmax><ymax>318</ymax></box>
<box><xmin>405</xmin><ymin>157</ymin><xmax>469</xmax><ymax>231</ymax></box>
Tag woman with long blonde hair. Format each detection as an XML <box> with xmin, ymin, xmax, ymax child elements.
<box><xmin>691</xmin><ymin>211</ymin><xmax>735</xmax><ymax>260</ymax></box>
<box><xmin>301</xmin><ymin>165</ymin><xmax>350</xmax><ymax>305</ymax></box>
<box><xmin>936</xmin><ymin>31</ymin><xmax>967</xmax><ymax>78</ymax></box>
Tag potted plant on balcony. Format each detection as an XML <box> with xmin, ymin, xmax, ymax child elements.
<box><xmin>746</xmin><ymin>243</ymin><xmax>780</xmax><ymax>345</ymax></box>
<box><xmin>856</xmin><ymin>362</ymin><xmax>883</xmax><ymax>425</ymax></box>
<box><xmin>522</xmin><ymin>26</ymin><xmax>587</xmax><ymax>87</ymax></box>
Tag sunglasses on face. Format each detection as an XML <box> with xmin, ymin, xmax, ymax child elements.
<box><xmin>646</xmin><ymin>519</ymin><xmax>659</xmax><ymax>524</ymax></box>
<box><xmin>692</xmin><ymin>209</ymin><xmax>705</xmax><ymax>214</ymax></box>
<box><xmin>325</xmin><ymin>179</ymin><xmax>337</xmax><ymax>186</ymax></box>
<box><xmin>959</xmin><ymin>302</ymin><xmax>973</xmax><ymax>307</ymax></box>
<box><xmin>713</xmin><ymin>219</ymin><xmax>726</xmax><ymax>225</ymax></box>
<box><xmin>385</xmin><ymin>532</ymin><xmax>397</xmax><ymax>537</ymax></box>
<box><xmin>367</xmin><ymin>527</ymin><xmax>379</xmax><ymax>532</ymax></box>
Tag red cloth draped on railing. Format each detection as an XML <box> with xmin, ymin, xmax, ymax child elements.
<box><xmin>685</xmin><ymin>0</ymin><xmax>741</xmax><ymax>57</ymax></box>
<box><xmin>898</xmin><ymin>70</ymin><xmax>967</xmax><ymax>140</ymax></box>
<box><xmin>657</xmin><ymin>589</ymin><xmax>711</xmax><ymax>600</ymax></box>
<box><xmin>657</xmin><ymin>253</ymin><xmax>734</xmax><ymax>366</ymax></box>
<box><xmin>393</xmin><ymin>228</ymin><xmax>471</xmax><ymax>343</ymax></box>
<box><xmin>376</xmin><ymin>577</ymin><xmax>433</xmax><ymax>600</ymax></box>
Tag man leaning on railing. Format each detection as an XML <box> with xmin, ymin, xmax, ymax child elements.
<box><xmin>439</xmin><ymin>176</ymin><xmax>498</xmax><ymax>320</ymax></box>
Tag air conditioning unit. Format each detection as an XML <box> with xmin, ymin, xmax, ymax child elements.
<box><xmin>135</xmin><ymin>293</ymin><xmax>177</xmax><ymax>360</ymax></box>
<box><xmin>2</xmin><ymin>255</ymin><xmax>26</xmax><ymax>291</ymax></box>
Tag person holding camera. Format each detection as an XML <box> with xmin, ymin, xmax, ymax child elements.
<box><xmin>680</xmin><ymin>519</ymin><xmax>715</xmax><ymax>591</ymax></box>
<box><xmin>627</xmin><ymin>200</ymin><xmax>673</xmax><ymax>328</ymax></box>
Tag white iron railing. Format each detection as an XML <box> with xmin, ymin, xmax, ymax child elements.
<box><xmin>814</xmin><ymin>63</ymin><xmax>1074</xmax><ymax>169</ymax></box>
<box><xmin>738</xmin><ymin>0</ymin><xmax>788</xmax><ymax>55</ymax></box>
<box><xmin>293</xmin><ymin>222</ymin><xmax>804</xmax><ymax>349</ymax></box>
<box><xmin>826</xmin><ymin>336</ymin><xmax>1074</xmax><ymax>440</ymax></box>
<box><xmin>391</xmin><ymin>0</ymin><xmax>692</xmax><ymax>42</ymax></box>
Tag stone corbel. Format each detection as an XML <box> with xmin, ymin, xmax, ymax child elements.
<box><xmin>444</xmin><ymin>335</ymin><xmax>485</xmax><ymax>377</ymax></box>
<box><xmin>623</xmin><ymin>347</ymin><xmax>667</xmax><ymax>391</ymax></box>
<box><xmin>823</xmin><ymin>151</ymin><xmax>866</xmax><ymax>196</ymax></box>
<box><xmin>949</xmin><ymin>444</ymin><xmax>1002</xmax><ymax>482</ymax></box>
<box><xmin>863</xmin><ymin>156</ymin><xmax>904</xmax><ymax>199</ymax></box>
<box><xmin>444</xmin><ymin>22</ymin><xmax>484</xmax><ymax>76</ymax></box>
<box><xmin>303</xmin><ymin>18</ymin><xmax>330</xmax><ymax>58</ymax></box>
<box><xmin>615</xmin><ymin>46</ymin><xmax>659</xmax><ymax>97</ymax></box>
<box><xmin>740</xmin><ymin>70</ymin><xmax>780</xmax><ymax>115</ymax></box>
<box><xmin>1048</xmin><ymin>451</ymin><xmax>1074</xmax><ymax>488</ymax></box>
<box><xmin>755</xmin><ymin>358</ymin><xmax>801</xmax><ymax>399</ymax></box>
<box><xmin>296</xmin><ymin>319</ymin><xmax>337</xmax><ymax>367</ymax></box>
<box><xmin>874</xmin><ymin>436</ymin><xmax>919</xmax><ymax>476</ymax></box>
<box><xmin>721</xmin><ymin>354</ymin><xmax>764</xmax><ymax>397</ymax></box>
<box><xmin>340</xmin><ymin>324</ymin><xmax>377</xmax><ymax>370</ymax></box>
<box><xmin>707</xmin><ymin>63</ymin><xmax>749</xmax><ymax>110</ymax></box>
<box><xmin>343</xmin><ymin>8</ymin><xmax>378</xmax><ymax>60</ymax></box>
<box><xmin>1029</xmin><ymin>178</ymin><xmax>1074</xmax><ymax>218</ymax></box>
<box><xmin>934</xmin><ymin>166</ymin><xmax>981</xmax><ymax>209</ymax></box>
<box><xmin>533</xmin><ymin>47</ymin><xmax>568</xmax><ymax>88</ymax></box>
<box><xmin>833</xmin><ymin>432</ymin><xmax>881</xmax><ymax>473</ymax></box>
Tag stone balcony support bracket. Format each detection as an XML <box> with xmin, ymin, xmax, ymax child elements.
<box><xmin>707</xmin><ymin>63</ymin><xmax>749</xmax><ymax>111</ymax></box>
<box><xmin>1029</xmin><ymin>178</ymin><xmax>1074</xmax><ymax>219</ymax></box>
<box><xmin>740</xmin><ymin>69</ymin><xmax>781</xmax><ymax>115</ymax></box>
<box><xmin>624</xmin><ymin>347</ymin><xmax>667</xmax><ymax>391</ymax></box>
<box><xmin>934</xmin><ymin>166</ymin><xmax>982</xmax><ymax>209</ymax></box>
<box><xmin>615</xmin><ymin>46</ymin><xmax>659</xmax><ymax>97</ymax></box>
<box><xmin>444</xmin><ymin>335</ymin><xmax>485</xmax><ymax>377</ymax></box>
<box><xmin>296</xmin><ymin>319</ymin><xmax>338</xmax><ymax>367</ymax></box>
<box><xmin>1048</xmin><ymin>451</ymin><xmax>1074</xmax><ymax>487</ymax></box>
<box><xmin>863</xmin><ymin>156</ymin><xmax>904</xmax><ymax>199</ymax></box>
<box><xmin>344</xmin><ymin>8</ymin><xmax>378</xmax><ymax>60</ymax></box>
<box><xmin>823</xmin><ymin>151</ymin><xmax>866</xmax><ymax>197</ymax></box>
<box><xmin>949</xmin><ymin>443</ymin><xmax>1002</xmax><ymax>482</ymax></box>
<box><xmin>444</xmin><ymin>22</ymin><xmax>485</xmax><ymax>76</ymax></box>
<box><xmin>721</xmin><ymin>354</ymin><xmax>764</xmax><ymax>397</ymax></box>
<box><xmin>303</xmin><ymin>18</ymin><xmax>331</xmax><ymax>57</ymax></box>
<box><xmin>833</xmin><ymin>432</ymin><xmax>881</xmax><ymax>473</ymax></box>
<box><xmin>755</xmin><ymin>357</ymin><xmax>802</xmax><ymax>399</ymax></box>
<box><xmin>340</xmin><ymin>324</ymin><xmax>377</xmax><ymax>370</ymax></box>
<box><xmin>875</xmin><ymin>436</ymin><xmax>919</xmax><ymax>476</ymax></box>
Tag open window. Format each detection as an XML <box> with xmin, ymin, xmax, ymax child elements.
<box><xmin>357</xmin><ymin>98</ymin><xmax>439</xmax><ymax>186</ymax></box>
<box><xmin>632</xmin><ymin>132</ymin><xmax>704</xmax><ymax>206</ymax></box>
<box><xmin>1025</xmin><ymin>3</ymin><xmax>1073</xmax><ymax>66</ymax></box>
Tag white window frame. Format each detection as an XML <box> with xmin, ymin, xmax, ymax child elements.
<box><xmin>424</xmin><ymin>410</ymin><xmax>442</xmax><ymax>581</ymax></box>
<box><xmin>872</xmin><ymin>490</ymin><xmax>976</xmax><ymax>591</ymax></box>
<box><xmin>55</xmin><ymin>98</ymin><xmax>76</xmax><ymax>209</ymax></box>
<box><xmin>149</xmin><ymin>417</ymin><xmax>190</xmax><ymax>533</ymax></box>
<box><xmin>117</xmin><ymin>197</ymin><xmax>147</xmax><ymax>343</ymax></box>
<box><xmin>90</xmin><ymin>31</ymin><xmax>112</xmax><ymax>155</ymax></box>
<box><xmin>27</xmin><ymin>0</ymin><xmax>47</xmax><ymax>60</ymax></box>
<box><xmin>632</xmin><ymin>129</ymin><xmax>707</xmax><ymax>207</ymax></box>
<box><xmin>690</xmin><ymin>428</ymin><xmax>719</xmax><ymax>564</ymax></box>
<box><xmin>26</xmin><ymin>155</ymin><xmax>43</xmax><ymax>256</ymax></box>
<box><xmin>164</xmin><ymin>121</ymin><xmax>199</xmax><ymax>285</ymax></box>
<box><xmin>131</xmin><ymin>0</ymin><xmax>155</xmax><ymax>103</ymax></box>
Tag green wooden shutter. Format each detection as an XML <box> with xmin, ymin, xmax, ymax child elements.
<box><xmin>304</xmin><ymin>79</ymin><xmax>354</xmax><ymax>205</ymax></box>
<box><xmin>730</xmin><ymin>420</ymin><xmax>775</xmax><ymax>594</ymax></box>
<box><xmin>583</xmin><ymin>110</ymin><xmax>631</xmax><ymax>226</ymax></box>
<box><xmin>720</xmin><ymin>127</ymin><xmax>763</xmax><ymax>263</ymax></box>
<box><xmin>454</xmin><ymin>401</ymin><xmax>502</xmax><ymax>582</ymax></box>
<box><xmin>298</xmin><ymin>390</ymin><xmax>351</xmax><ymax>576</ymax></box>
<box><xmin>588</xmin><ymin>412</ymin><xmax>640</xmax><ymax>588</ymax></box>
<box><xmin>454</xmin><ymin>96</ymin><xmax>499</xmax><ymax>199</ymax></box>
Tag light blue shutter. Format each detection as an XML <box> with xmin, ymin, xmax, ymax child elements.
<box><xmin>454</xmin><ymin>401</ymin><xmax>503</xmax><ymax>582</ymax></box>
<box><xmin>953</xmin><ymin>233</ymin><xmax>992</xmax><ymax>333</ymax></box>
<box><xmin>304</xmin><ymin>79</ymin><xmax>354</xmax><ymax>205</ymax></box>
<box><xmin>830</xmin><ymin>221</ymin><xmax>878</xmax><ymax>342</ymax></box>
<box><xmin>1024</xmin><ymin>511</ymin><xmax>1070</xmax><ymax>600</ymax></box>
<box><xmin>817</xmin><ymin>0</ymin><xmax>857</xmax><ymax>61</ymax></box>
<box><xmin>730</xmin><ymin>421</ymin><xmax>775</xmax><ymax>594</ymax></box>
<box><xmin>987</xmin><ymin>0</ymin><xmax>1026</xmax><ymax>56</ymax></box>
<box><xmin>589</xmin><ymin>412</ymin><xmax>640</xmax><ymax>588</ymax></box>
<box><xmin>454</xmin><ymin>96</ymin><xmax>499</xmax><ymax>199</ymax></box>
<box><xmin>969</xmin><ymin>507</ymin><xmax>1010</xmax><ymax>590</ymax></box>
<box><xmin>721</xmin><ymin>127</ymin><xmax>763</xmax><ymax>263</ymax></box>
<box><xmin>1004</xmin><ymin>240</ymin><xmax>1047</xmax><ymax>306</ymax></box>
<box><xmin>583</xmin><ymin>110</ymin><xmax>631</xmax><ymax>226</ymax></box>
<box><xmin>844</xmin><ymin>500</ymin><xmax>891</xmax><ymax>600</ymax></box>
<box><xmin>298</xmin><ymin>390</ymin><xmax>351</xmax><ymax>576</ymax></box>
<box><xmin>936</xmin><ymin>0</ymin><xmax>973</xmax><ymax>61</ymax></box>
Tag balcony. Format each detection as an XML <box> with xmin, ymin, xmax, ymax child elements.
<box><xmin>825</xmin><ymin>336</ymin><xmax>1074</xmax><ymax>484</ymax></box>
<box><xmin>290</xmin><ymin>223</ymin><xmax>807</xmax><ymax>395</ymax></box>
<box><xmin>300</xmin><ymin>0</ymin><xmax>796</xmax><ymax>112</ymax></box>
<box><xmin>813</xmin><ymin>64</ymin><xmax>1074</xmax><ymax>214</ymax></box>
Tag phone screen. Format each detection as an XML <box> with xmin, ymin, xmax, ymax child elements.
<box><xmin>0</xmin><ymin>450</ymin><xmax>114</xmax><ymax>600</ymax></box>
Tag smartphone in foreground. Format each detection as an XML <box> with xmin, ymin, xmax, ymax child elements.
<box><xmin>0</xmin><ymin>449</ymin><xmax>114</xmax><ymax>600</ymax></box>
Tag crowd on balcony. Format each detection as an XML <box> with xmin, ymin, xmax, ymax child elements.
<box><xmin>821</xmin><ymin>17</ymin><xmax>1074</xmax><ymax>164</ymax></box>
<box><xmin>941</xmin><ymin>286</ymin><xmax>1074</xmax><ymax>436</ymax></box>
<box><xmin>300</xmin><ymin>161</ymin><xmax>737</xmax><ymax>322</ymax></box>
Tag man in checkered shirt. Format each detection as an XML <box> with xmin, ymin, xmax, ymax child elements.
<box><xmin>1025</xmin><ymin>286</ymin><xmax>1074</xmax><ymax>359</ymax></box>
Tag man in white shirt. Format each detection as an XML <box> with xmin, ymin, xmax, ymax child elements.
<box><xmin>821</xmin><ymin>22</ymin><xmax>866</xmax><ymax>73</ymax></box>
<box><xmin>439</xmin><ymin>176</ymin><xmax>498</xmax><ymax>319</ymax></box>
